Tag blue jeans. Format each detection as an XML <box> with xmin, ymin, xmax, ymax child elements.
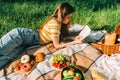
<box><xmin>0</xmin><ymin>28</ymin><xmax>40</xmax><ymax>69</ymax></box>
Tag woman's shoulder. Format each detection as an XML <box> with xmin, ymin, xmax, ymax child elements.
<box><xmin>48</xmin><ymin>18</ymin><xmax>60</xmax><ymax>25</ymax></box>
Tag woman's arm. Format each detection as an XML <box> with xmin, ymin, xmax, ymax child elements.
<box><xmin>51</xmin><ymin>36</ymin><xmax>84</xmax><ymax>49</ymax></box>
<box><xmin>62</xmin><ymin>36</ymin><xmax>75</xmax><ymax>41</ymax></box>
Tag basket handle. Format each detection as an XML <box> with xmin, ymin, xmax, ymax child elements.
<box><xmin>115</xmin><ymin>23</ymin><xmax>120</xmax><ymax>35</ymax></box>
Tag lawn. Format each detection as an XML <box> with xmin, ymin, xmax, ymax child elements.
<box><xmin>0</xmin><ymin>0</ymin><xmax>120</xmax><ymax>37</ymax></box>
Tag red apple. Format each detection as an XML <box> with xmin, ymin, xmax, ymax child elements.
<box><xmin>73</xmin><ymin>76</ymin><xmax>80</xmax><ymax>80</ymax></box>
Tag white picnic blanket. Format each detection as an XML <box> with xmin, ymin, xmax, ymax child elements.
<box><xmin>87</xmin><ymin>54</ymin><xmax>120</xmax><ymax>80</ymax></box>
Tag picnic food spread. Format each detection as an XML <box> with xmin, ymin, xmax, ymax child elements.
<box><xmin>51</xmin><ymin>54</ymin><xmax>70</xmax><ymax>69</ymax></box>
<box><xmin>14</xmin><ymin>53</ymin><xmax>45</xmax><ymax>74</ymax></box>
<box><xmin>14</xmin><ymin>55</ymin><xmax>36</xmax><ymax>74</ymax></box>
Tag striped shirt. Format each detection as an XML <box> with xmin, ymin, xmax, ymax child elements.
<box><xmin>38</xmin><ymin>18</ymin><xmax>61</xmax><ymax>44</ymax></box>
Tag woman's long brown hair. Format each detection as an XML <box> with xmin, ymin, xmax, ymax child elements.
<box><xmin>52</xmin><ymin>2</ymin><xmax>74</xmax><ymax>39</ymax></box>
<box><xmin>40</xmin><ymin>2</ymin><xmax>74</xmax><ymax>39</ymax></box>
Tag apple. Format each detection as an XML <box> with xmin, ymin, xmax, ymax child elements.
<box><xmin>75</xmin><ymin>73</ymin><xmax>81</xmax><ymax>78</ymax></box>
<box><xmin>73</xmin><ymin>76</ymin><xmax>80</xmax><ymax>80</ymax></box>
<box><xmin>68</xmin><ymin>69</ymin><xmax>74</xmax><ymax>76</ymax></box>
<box><xmin>63</xmin><ymin>70</ymin><xmax>69</xmax><ymax>77</ymax></box>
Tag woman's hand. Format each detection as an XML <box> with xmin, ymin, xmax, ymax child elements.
<box><xmin>74</xmin><ymin>36</ymin><xmax>81</xmax><ymax>41</ymax></box>
<box><xmin>74</xmin><ymin>36</ymin><xmax>85</xmax><ymax>43</ymax></box>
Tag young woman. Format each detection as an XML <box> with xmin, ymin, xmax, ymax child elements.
<box><xmin>0</xmin><ymin>2</ymin><xmax>84</xmax><ymax>69</ymax></box>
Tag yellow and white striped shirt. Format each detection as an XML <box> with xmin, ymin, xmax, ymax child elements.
<box><xmin>38</xmin><ymin>18</ymin><xmax>61</xmax><ymax>44</ymax></box>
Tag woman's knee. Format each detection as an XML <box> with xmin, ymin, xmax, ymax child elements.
<box><xmin>7</xmin><ymin>28</ymin><xmax>23</xmax><ymax>45</ymax></box>
<box><xmin>9</xmin><ymin>28</ymin><xmax>20</xmax><ymax>35</ymax></box>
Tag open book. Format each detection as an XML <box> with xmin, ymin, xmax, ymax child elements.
<box><xmin>79</xmin><ymin>25</ymin><xmax>91</xmax><ymax>40</ymax></box>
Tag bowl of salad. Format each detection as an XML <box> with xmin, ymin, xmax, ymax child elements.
<box><xmin>61</xmin><ymin>66</ymin><xmax>84</xmax><ymax>80</ymax></box>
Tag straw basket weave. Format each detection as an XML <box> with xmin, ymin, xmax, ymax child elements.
<box><xmin>91</xmin><ymin>23</ymin><xmax>120</xmax><ymax>56</ymax></box>
<box><xmin>91</xmin><ymin>43</ymin><xmax>120</xmax><ymax>55</ymax></box>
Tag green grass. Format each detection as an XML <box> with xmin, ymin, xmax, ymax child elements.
<box><xmin>0</xmin><ymin>0</ymin><xmax>120</xmax><ymax>37</ymax></box>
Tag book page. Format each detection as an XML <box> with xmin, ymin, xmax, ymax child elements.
<box><xmin>79</xmin><ymin>25</ymin><xmax>91</xmax><ymax>38</ymax></box>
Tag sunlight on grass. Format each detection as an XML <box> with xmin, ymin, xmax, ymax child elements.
<box><xmin>0</xmin><ymin>0</ymin><xmax>120</xmax><ymax>37</ymax></box>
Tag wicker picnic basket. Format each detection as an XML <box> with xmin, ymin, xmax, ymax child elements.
<box><xmin>91</xmin><ymin>23</ymin><xmax>120</xmax><ymax>55</ymax></box>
